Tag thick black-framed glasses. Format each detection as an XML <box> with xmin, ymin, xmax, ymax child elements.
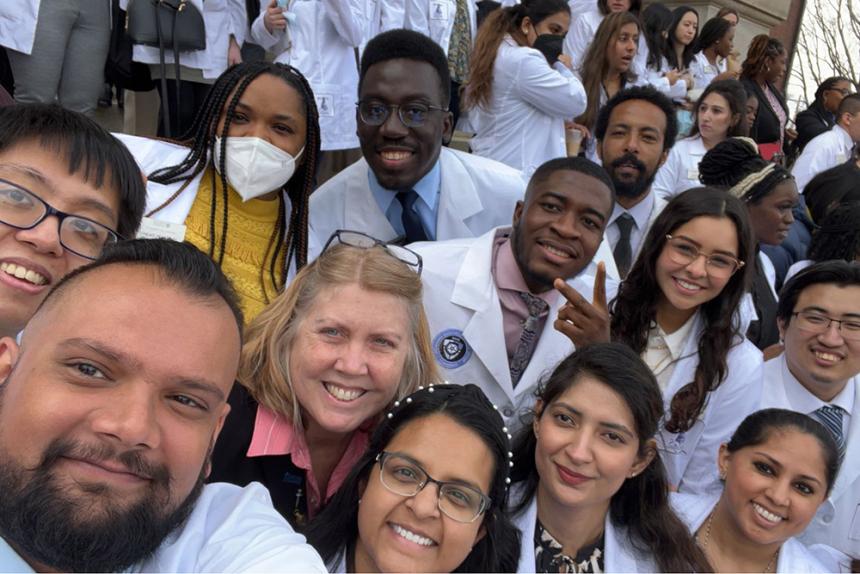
<box><xmin>322</xmin><ymin>230</ymin><xmax>423</xmax><ymax>275</ymax></box>
<box><xmin>792</xmin><ymin>311</ymin><xmax>860</xmax><ymax>341</ymax></box>
<box><xmin>376</xmin><ymin>451</ymin><xmax>491</xmax><ymax>523</ymax></box>
<box><xmin>0</xmin><ymin>178</ymin><xmax>121</xmax><ymax>260</ymax></box>
<box><xmin>357</xmin><ymin>100</ymin><xmax>448</xmax><ymax>128</ymax></box>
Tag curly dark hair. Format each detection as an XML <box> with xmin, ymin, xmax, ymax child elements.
<box><xmin>807</xmin><ymin>202</ymin><xmax>860</xmax><ymax>263</ymax></box>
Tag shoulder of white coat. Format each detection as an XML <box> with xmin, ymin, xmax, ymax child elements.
<box><xmin>780</xmin><ymin>538</ymin><xmax>836</xmax><ymax>573</ymax></box>
<box><xmin>443</xmin><ymin>148</ymin><xmax>527</xmax><ymax>195</ymax></box>
<box><xmin>721</xmin><ymin>337</ymin><xmax>764</xmax><ymax>392</ymax></box>
<box><xmin>112</xmin><ymin>133</ymin><xmax>192</xmax><ymax>175</ymax></box>
<box><xmin>804</xmin><ymin>542</ymin><xmax>852</xmax><ymax>573</ymax></box>
<box><xmin>309</xmin><ymin>157</ymin><xmax>368</xmax><ymax>207</ymax></box>
<box><xmin>409</xmin><ymin>232</ymin><xmax>483</xmax><ymax>263</ymax></box>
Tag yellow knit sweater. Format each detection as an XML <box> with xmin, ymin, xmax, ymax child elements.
<box><xmin>184</xmin><ymin>169</ymin><xmax>283</xmax><ymax>323</ymax></box>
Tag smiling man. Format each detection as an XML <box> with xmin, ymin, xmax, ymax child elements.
<box><xmin>595</xmin><ymin>85</ymin><xmax>677</xmax><ymax>279</ymax></box>
<box><xmin>0</xmin><ymin>103</ymin><xmax>146</xmax><ymax>339</ymax></box>
<box><xmin>411</xmin><ymin>157</ymin><xmax>615</xmax><ymax>430</ymax></box>
<box><xmin>760</xmin><ymin>261</ymin><xmax>860</xmax><ymax>563</ymax></box>
<box><xmin>308</xmin><ymin>29</ymin><xmax>524</xmax><ymax>256</ymax></box>
<box><xmin>0</xmin><ymin>239</ymin><xmax>325</xmax><ymax>573</ymax></box>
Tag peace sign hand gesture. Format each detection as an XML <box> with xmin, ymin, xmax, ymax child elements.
<box><xmin>553</xmin><ymin>262</ymin><xmax>611</xmax><ymax>347</ymax></box>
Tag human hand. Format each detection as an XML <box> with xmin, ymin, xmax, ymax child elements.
<box><xmin>263</xmin><ymin>0</ymin><xmax>288</xmax><ymax>33</ymax></box>
<box><xmin>563</xmin><ymin>120</ymin><xmax>591</xmax><ymax>141</ymax></box>
<box><xmin>227</xmin><ymin>35</ymin><xmax>242</xmax><ymax>66</ymax></box>
<box><xmin>553</xmin><ymin>262</ymin><xmax>611</xmax><ymax>347</ymax></box>
<box><xmin>557</xmin><ymin>53</ymin><xmax>574</xmax><ymax>71</ymax></box>
<box><xmin>665</xmin><ymin>69</ymin><xmax>682</xmax><ymax>86</ymax></box>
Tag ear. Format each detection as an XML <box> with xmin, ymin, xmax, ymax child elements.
<box><xmin>731</xmin><ymin>112</ymin><xmax>741</xmax><ymax>129</ymax></box>
<box><xmin>520</xmin><ymin>16</ymin><xmax>533</xmax><ymax>36</ymax></box>
<box><xmin>203</xmin><ymin>401</ymin><xmax>232</xmax><ymax>479</ymax></box>
<box><xmin>717</xmin><ymin>443</ymin><xmax>731</xmax><ymax>479</ymax></box>
<box><xmin>629</xmin><ymin>437</ymin><xmax>657</xmax><ymax>477</ymax></box>
<box><xmin>657</xmin><ymin>147</ymin><xmax>670</xmax><ymax>170</ymax></box>
<box><xmin>532</xmin><ymin>398</ymin><xmax>545</xmax><ymax>437</ymax></box>
<box><xmin>777</xmin><ymin>315</ymin><xmax>788</xmax><ymax>342</ymax></box>
<box><xmin>441</xmin><ymin>109</ymin><xmax>454</xmax><ymax>145</ymax></box>
<box><xmin>512</xmin><ymin>200</ymin><xmax>524</xmax><ymax>228</ymax></box>
<box><xmin>0</xmin><ymin>337</ymin><xmax>20</xmax><ymax>387</ymax></box>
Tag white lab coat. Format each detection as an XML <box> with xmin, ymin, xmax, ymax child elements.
<box><xmin>563</xmin><ymin>8</ymin><xmax>601</xmax><ymax>69</ymax></box>
<box><xmin>792</xmin><ymin>124</ymin><xmax>855</xmax><ymax>194</ymax></box>
<box><xmin>689</xmin><ymin>51</ymin><xmax>727</xmax><ymax>91</ymax></box>
<box><xmin>761</xmin><ymin>355</ymin><xmax>860</xmax><ymax>560</ymax></box>
<box><xmin>119</xmin><ymin>0</ymin><xmax>247</xmax><ymax>81</ymax></box>
<box><xmin>404</xmin><ymin>0</ymin><xmax>475</xmax><ymax>56</ymax></box>
<box><xmin>469</xmin><ymin>36</ymin><xmax>587</xmax><ymax>176</ymax></box>
<box><xmin>652</xmin><ymin>136</ymin><xmax>708</xmax><ymax>201</ymax></box>
<box><xmin>670</xmin><ymin>491</ymin><xmax>833</xmax><ymax>573</ymax></box>
<box><xmin>307</xmin><ymin>148</ymin><xmax>526</xmax><ymax>257</ymax></box>
<box><xmin>251</xmin><ymin>0</ymin><xmax>363</xmax><ymax>151</ymax></box>
<box><xmin>656</xmin><ymin>314</ymin><xmax>763</xmax><ymax>494</ymax></box>
<box><xmin>410</xmin><ymin>226</ymin><xmax>618</xmax><ymax>431</ymax></box>
<box><xmin>641</xmin><ymin>55</ymin><xmax>689</xmax><ymax>102</ymax></box>
<box><xmin>362</xmin><ymin>0</ymin><xmax>404</xmax><ymax>51</ymax></box>
<box><xmin>512</xmin><ymin>490</ymin><xmax>660</xmax><ymax>572</ymax></box>
<box><xmin>114</xmin><ymin>133</ymin><xmax>299</xmax><ymax>277</ymax></box>
<box><xmin>0</xmin><ymin>0</ymin><xmax>40</xmax><ymax>54</ymax></box>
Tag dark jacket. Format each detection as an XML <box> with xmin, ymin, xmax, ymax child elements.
<box><xmin>742</xmin><ymin>78</ymin><xmax>789</xmax><ymax>148</ymax></box>
<box><xmin>209</xmin><ymin>384</ymin><xmax>310</xmax><ymax>528</ymax></box>
<box><xmin>794</xmin><ymin>100</ymin><xmax>835</xmax><ymax>153</ymax></box>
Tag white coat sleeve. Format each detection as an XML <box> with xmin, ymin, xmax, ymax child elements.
<box><xmin>227</xmin><ymin>0</ymin><xmax>247</xmax><ymax>48</ymax></box>
<box><xmin>564</xmin><ymin>15</ymin><xmax>592</xmax><ymax>70</ymax></box>
<box><xmin>323</xmin><ymin>0</ymin><xmax>365</xmax><ymax>47</ymax></box>
<box><xmin>403</xmin><ymin>0</ymin><xmax>430</xmax><ymax>36</ymax></box>
<box><xmin>651</xmin><ymin>145</ymin><xmax>682</xmax><ymax>201</ymax></box>
<box><xmin>792</xmin><ymin>140</ymin><xmax>834</xmax><ymax>195</ymax></box>
<box><xmin>250</xmin><ymin>5</ymin><xmax>284</xmax><ymax>50</ymax></box>
<box><xmin>513</xmin><ymin>52</ymin><xmax>587</xmax><ymax>119</ymax></box>
<box><xmin>689</xmin><ymin>56</ymin><xmax>707</xmax><ymax>90</ymax></box>
<box><xmin>379</xmin><ymin>0</ymin><xmax>404</xmax><ymax>31</ymax></box>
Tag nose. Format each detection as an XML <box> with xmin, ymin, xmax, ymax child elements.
<box><xmin>405</xmin><ymin>481</ymin><xmax>442</xmax><ymax>519</ymax></box>
<box><xmin>13</xmin><ymin>217</ymin><xmax>64</xmax><ymax>257</ymax></box>
<box><xmin>783</xmin><ymin>209</ymin><xmax>795</xmax><ymax>225</ymax></box>
<box><xmin>564</xmin><ymin>430</ymin><xmax>594</xmax><ymax>465</ymax></box>
<box><xmin>550</xmin><ymin>210</ymin><xmax>581</xmax><ymax>239</ymax></box>
<box><xmin>248</xmin><ymin>120</ymin><xmax>272</xmax><ymax>143</ymax></box>
<box><xmin>334</xmin><ymin>340</ymin><xmax>370</xmax><ymax>377</ymax></box>
<box><xmin>623</xmin><ymin>133</ymin><xmax>640</xmax><ymax>155</ymax></box>
<box><xmin>379</xmin><ymin>105</ymin><xmax>409</xmax><ymax>139</ymax></box>
<box><xmin>685</xmin><ymin>253</ymin><xmax>708</xmax><ymax>278</ymax></box>
<box><xmin>818</xmin><ymin>320</ymin><xmax>846</xmax><ymax>346</ymax></box>
<box><xmin>765</xmin><ymin>479</ymin><xmax>791</xmax><ymax>508</ymax></box>
<box><xmin>89</xmin><ymin>383</ymin><xmax>161</xmax><ymax>450</ymax></box>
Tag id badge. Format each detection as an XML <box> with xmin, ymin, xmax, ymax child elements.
<box><xmin>316</xmin><ymin>93</ymin><xmax>334</xmax><ymax>117</ymax></box>
<box><xmin>686</xmin><ymin>167</ymin><xmax>699</xmax><ymax>181</ymax></box>
<box><xmin>137</xmin><ymin>217</ymin><xmax>187</xmax><ymax>241</ymax></box>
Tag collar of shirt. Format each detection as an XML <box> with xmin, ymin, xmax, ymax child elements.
<box><xmin>247</xmin><ymin>404</ymin><xmax>371</xmax><ymax>517</ymax></box>
<box><xmin>492</xmin><ymin>231</ymin><xmax>560</xmax><ymax>308</ymax></box>
<box><xmin>781</xmin><ymin>355</ymin><xmax>856</xmax><ymax>418</ymax></box>
<box><xmin>0</xmin><ymin>537</ymin><xmax>35</xmax><ymax>573</ymax></box>
<box><xmin>648</xmin><ymin>312</ymin><xmax>697</xmax><ymax>360</ymax></box>
<box><xmin>607</xmin><ymin>190</ymin><xmax>655</xmax><ymax>252</ymax></box>
<box><xmin>368</xmin><ymin>160</ymin><xmax>442</xmax><ymax>240</ymax></box>
<box><xmin>834</xmin><ymin>123</ymin><xmax>855</xmax><ymax>153</ymax></box>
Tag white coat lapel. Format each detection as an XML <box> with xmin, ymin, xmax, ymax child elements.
<box><xmin>436</xmin><ymin>149</ymin><xmax>487</xmax><ymax>240</ymax></box>
<box><xmin>451</xmin><ymin>231</ymin><xmax>515</xmax><ymax>397</ymax></box>
<box><xmin>604</xmin><ymin>515</ymin><xmax>651</xmax><ymax>573</ymax></box>
<box><xmin>512</xmin><ymin>492</ymin><xmax>538</xmax><ymax>573</ymax></box>
<box><xmin>343</xmin><ymin>161</ymin><xmax>398</xmax><ymax>241</ymax></box>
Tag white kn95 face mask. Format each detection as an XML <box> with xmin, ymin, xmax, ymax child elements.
<box><xmin>213</xmin><ymin>136</ymin><xmax>304</xmax><ymax>201</ymax></box>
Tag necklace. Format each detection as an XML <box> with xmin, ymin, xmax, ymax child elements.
<box><xmin>697</xmin><ymin>510</ymin><xmax>779</xmax><ymax>573</ymax></box>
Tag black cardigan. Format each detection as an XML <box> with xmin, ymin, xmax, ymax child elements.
<box><xmin>742</xmin><ymin>78</ymin><xmax>789</xmax><ymax>148</ymax></box>
<box><xmin>794</xmin><ymin>100</ymin><xmax>835</xmax><ymax>152</ymax></box>
<box><xmin>209</xmin><ymin>384</ymin><xmax>310</xmax><ymax>528</ymax></box>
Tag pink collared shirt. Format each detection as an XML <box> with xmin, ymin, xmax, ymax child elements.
<box><xmin>247</xmin><ymin>404</ymin><xmax>370</xmax><ymax>519</ymax></box>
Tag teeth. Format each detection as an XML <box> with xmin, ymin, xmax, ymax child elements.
<box><xmin>676</xmin><ymin>278</ymin><xmax>701</xmax><ymax>291</ymax></box>
<box><xmin>381</xmin><ymin>150</ymin><xmax>412</xmax><ymax>161</ymax></box>
<box><xmin>542</xmin><ymin>243</ymin><xmax>571</xmax><ymax>258</ymax></box>
<box><xmin>324</xmin><ymin>383</ymin><xmax>364</xmax><ymax>402</ymax></box>
<box><xmin>0</xmin><ymin>262</ymin><xmax>47</xmax><ymax>285</ymax></box>
<box><xmin>753</xmin><ymin>502</ymin><xmax>784</xmax><ymax>523</ymax></box>
<box><xmin>392</xmin><ymin>524</ymin><xmax>434</xmax><ymax>547</ymax></box>
<box><xmin>815</xmin><ymin>351</ymin><xmax>840</xmax><ymax>362</ymax></box>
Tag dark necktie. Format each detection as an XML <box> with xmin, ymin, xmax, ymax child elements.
<box><xmin>613</xmin><ymin>213</ymin><xmax>635</xmax><ymax>278</ymax></box>
<box><xmin>814</xmin><ymin>405</ymin><xmax>846</xmax><ymax>462</ymax></box>
<box><xmin>509</xmin><ymin>292</ymin><xmax>549</xmax><ymax>387</ymax></box>
<box><xmin>396</xmin><ymin>190</ymin><xmax>428</xmax><ymax>243</ymax></box>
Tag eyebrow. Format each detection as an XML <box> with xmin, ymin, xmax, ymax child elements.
<box><xmin>554</xmin><ymin>402</ymin><xmax>636</xmax><ymax>438</ymax></box>
<box><xmin>0</xmin><ymin>163</ymin><xmax>117</xmax><ymax>223</ymax></box>
<box><xmin>235</xmin><ymin>102</ymin><xmax>299</xmax><ymax>123</ymax></box>
<box><xmin>754</xmin><ymin>452</ymin><xmax>823</xmax><ymax>485</ymax></box>
<box><xmin>800</xmin><ymin>306</ymin><xmax>860</xmax><ymax>319</ymax></box>
<box><xmin>674</xmin><ymin>234</ymin><xmax>738</xmax><ymax>257</ymax></box>
<box><xmin>57</xmin><ymin>338</ymin><xmax>226</xmax><ymax>402</ymax></box>
<box><xmin>395</xmin><ymin>452</ymin><xmax>486</xmax><ymax>492</ymax></box>
<box><xmin>311</xmin><ymin>316</ymin><xmax>406</xmax><ymax>343</ymax></box>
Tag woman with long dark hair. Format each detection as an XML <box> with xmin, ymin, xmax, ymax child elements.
<box><xmin>740</xmin><ymin>35</ymin><xmax>793</xmax><ymax>159</ymax></box>
<box><xmin>465</xmin><ymin>0</ymin><xmax>586</xmax><ymax>175</ymax></box>
<box><xmin>510</xmin><ymin>343</ymin><xmax>711</xmax><ymax>572</ymax></box>
<box><xmin>653</xmin><ymin>79</ymin><xmax>748</xmax><ymax>200</ymax></box>
<box><xmin>672</xmin><ymin>409</ymin><xmax>839</xmax><ymax>572</ymax></box>
<box><xmin>564</xmin><ymin>0</ymin><xmax>641</xmax><ymax>69</ymax></box>
<box><xmin>305</xmin><ymin>384</ymin><xmax>520</xmax><ymax>572</ymax></box>
<box><xmin>117</xmin><ymin>61</ymin><xmax>320</xmax><ymax>322</ymax></box>
<box><xmin>690</xmin><ymin>17</ymin><xmax>739</xmax><ymax>90</ymax></box>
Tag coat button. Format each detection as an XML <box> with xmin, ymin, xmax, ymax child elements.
<box><xmin>503</xmin><ymin>407</ymin><xmax>514</xmax><ymax>417</ymax></box>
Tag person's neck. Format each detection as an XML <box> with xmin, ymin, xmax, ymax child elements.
<box><xmin>703</xmin><ymin>47</ymin><xmax>719</xmax><ymax>65</ymax></box>
<box><xmin>303</xmin><ymin>416</ymin><xmax>353</xmax><ymax>495</ymax></box>
<box><xmin>536</xmin><ymin>482</ymin><xmax>608</xmax><ymax>558</ymax></box>
<box><xmin>701</xmin><ymin>132</ymin><xmax>723</xmax><ymax>150</ymax></box>
<box><xmin>674</xmin><ymin>45</ymin><xmax>685</xmax><ymax>68</ymax></box>
<box><xmin>604</xmin><ymin>72</ymin><xmax>623</xmax><ymax>97</ymax></box>
<box><xmin>615</xmin><ymin>189</ymin><xmax>650</xmax><ymax>210</ymax></box>
<box><xmin>701</xmin><ymin>498</ymin><xmax>781</xmax><ymax>572</ymax></box>
<box><xmin>788</xmin><ymin>360</ymin><xmax>851</xmax><ymax>403</ymax></box>
<box><xmin>655</xmin><ymin>295</ymin><xmax>696</xmax><ymax>334</ymax></box>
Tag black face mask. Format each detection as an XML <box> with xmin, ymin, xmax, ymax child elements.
<box><xmin>532</xmin><ymin>33</ymin><xmax>565</xmax><ymax>65</ymax></box>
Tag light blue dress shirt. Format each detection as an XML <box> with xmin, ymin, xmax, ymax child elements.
<box><xmin>367</xmin><ymin>160</ymin><xmax>442</xmax><ymax>241</ymax></box>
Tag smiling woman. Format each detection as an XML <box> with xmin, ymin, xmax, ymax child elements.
<box><xmin>671</xmin><ymin>409</ymin><xmax>839</xmax><ymax>572</ymax></box>
<box><xmin>208</xmin><ymin>236</ymin><xmax>439</xmax><ymax>527</ymax></box>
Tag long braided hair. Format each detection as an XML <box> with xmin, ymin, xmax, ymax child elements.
<box><xmin>698</xmin><ymin>137</ymin><xmax>792</xmax><ymax>205</ymax></box>
<box><xmin>148</xmin><ymin>62</ymin><xmax>320</xmax><ymax>301</ymax></box>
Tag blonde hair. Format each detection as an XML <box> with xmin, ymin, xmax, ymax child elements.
<box><xmin>240</xmin><ymin>244</ymin><xmax>439</xmax><ymax>426</ymax></box>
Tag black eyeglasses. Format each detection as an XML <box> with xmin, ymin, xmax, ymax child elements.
<box><xmin>357</xmin><ymin>100</ymin><xmax>448</xmax><ymax>128</ymax></box>
<box><xmin>376</xmin><ymin>451</ymin><xmax>491</xmax><ymax>523</ymax></box>
<box><xmin>322</xmin><ymin>230</ymin><xmax>423</xmax><ymax>275</ymax></box>
<box><xmin>792</xmin><ymin>311</ymin><xmax>860</xmax><ymax>341</ymax></box>
<box><xmin>0</xmin><ymin>178</ymin><xmax>121</xmax><ymax>260</ymax></box>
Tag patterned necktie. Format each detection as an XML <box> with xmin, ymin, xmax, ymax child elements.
<box><xmin>509</xmin><ymin>292</ymin><xmax>549</xmax><ymax>387</ymax></box>
<box><xmin>613</xmin><ymin>213</ymin><xmax>635</xmax><ymax>278</ymax></box>
<box><xmin>814</xmin><ymin>405</ymin><xmax>846</xmax><ymax>461</ymax></box>
<box><xmin>447</xmin><ymin>0</ymin><xmax>472</xmax><ymax>83</ymax></box>
<box><xmin>396</xmin><ymin>190</ymin><xmax>428</xmax><ymax>243</ymax></box>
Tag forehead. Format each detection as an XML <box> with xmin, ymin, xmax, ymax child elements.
<box><xmin>27</xmin><ymin>266</ymin><xmax>240</xmax><ymax>392</ymax></box>
<box><xmin>528</xmin><ymin>170</ymin><xmax>613</xmax><ymax>214</ymax></box>
<box><xmin>742</xmin><ymin>429</ymin><xmax>828</xmax><ymax>480</ymax></box>
<box><xmin>360</xmin><ymin>59</ymin><xmax>444</xmax><ymax>105</ymax></box>
<box><xmin>763</xmin><ymin>179</ymin><xmax>799</xmax><ymax>202</ymax></box>
<box><xmin>793</xmin><ymin>283</ymin><xmax>860</xmax><ymax>315</ymax></box>
<box><xmin>702</xmin><ymin>92</ymin><xmax>729</xmax><ymax>107</ymax></box>
<box><xmin>0</xmin><ymin>140</ymin><xmax>121</xmax><ymax>225</ymax></box>
<box><xmin>607</xmin><ymin>100</ymin><xmax>667</xmax><ymax>134</ymax></box>
<box><xmin>387</xmin><ymin>413</ymin><xmax>493</xmax><ymax>489</ymax></box>
<box><xmin>553</xmin><ymin>375</ymin><xmax>636</xmax><ymax>429</ymax></box>
<box><xmin>671</xmin><ymin>215</ymin><xmax>740</xmax><ymax>254</ymax></box>
<box><xmin>226</xmin><ymin>73</ymin><xmax>305</xmax><ymax>117</ymax></box>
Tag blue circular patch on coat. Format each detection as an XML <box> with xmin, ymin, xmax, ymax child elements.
<box><xmin>432</xmin><ymin>329</ymin><xmax>472</xmax><ymax>369</ymax></box>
